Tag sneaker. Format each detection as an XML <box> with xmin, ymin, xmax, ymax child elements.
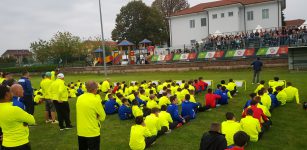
<box><xmin>206</xmin><ymin>109</ymin><xmax>212</xmax><ymax>112</ymax></box>
<box><xmin>60</xmin><ymin>128</ymin><xmax>65</xmax><ymax>131</ymax></box>
<box><xmin>65</xmin><ymin>126</ymin><xmax>73</xmax><ymax>130</ymax></box>
<box><xmin>45</xmin><ymin>120</ymin><xmax>52</xmax><ymax>123</ymax></box>
<box><xmin>165</xmin><ymin>129</ymin><xmax>172</xmax><ymax>134</ymax></box>
<box><xmin>216</xmin><ymin>104</ymin><xmax>221</xmax><ymax>107</ymax></box>
<box><xmin>176</xmin><ymin>123</ymin><xmax>183</xmax><ymax>128</ymax></box>
<box><xmin>51</xmin><ymin>120</ymin><xmax>59</xmax><ymax>124</ymax></box>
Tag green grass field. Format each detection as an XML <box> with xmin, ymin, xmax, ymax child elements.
<box><xmin>27</xmin><ymin>68</ymin><xmax>307</xmax><ymax>150</ymax></box>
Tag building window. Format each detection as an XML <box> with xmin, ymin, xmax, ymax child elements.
<box><xmin>247</xmin><ymin>11</ymin><xmax>253</xmax><ymax>21</ymax></box>
<box><xmin>228</xmin><ymin>12</ymin><xmax>233</xmax><ymax>17</ymax></box>
<box><xmin>262</xmin><ymin>9</ymin><xmax>269</xmax><ymax>19</ymax></box>
<box><xmin>190</xmin><ymin>20</ymin><xmax>195</xmax><ymax>28</ymax></box>
<box><xmin>212</xmin><ymin>14</ymin><xmax>217</xmax><ymax>19</ymax></box>
<box><xmin>221</xmin><ymin>13</ymin><xmax>225</xmax><ymax>18</ymax></box>
<box><xmin>201</xmin><ymin>18</ymin><xmax>207</xmax><ymax>26</ymax></box>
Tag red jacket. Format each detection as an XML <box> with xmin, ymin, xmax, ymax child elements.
<box><xmin>198</xmin><ymin>80</ymin><xmax>208</xmax><ymax>91</ymax></box>
<box><xmin>193</xmin><ymin>83</ymin><xmax>199</xmax><ymax>91</ymax></box>
<box><xmin>242</xmin><ymin>105</ymin><xmax>269</xmax><ymax>125</ymax></box>
<box><xmin>112</xmin><ymin>85</ymin><xmax>118</xmax><ymax>94</ymax></box>
<box><xmin>205</xmin><ymin>93</ymin><xmax>221</xmax><ymax>108</ymax></box>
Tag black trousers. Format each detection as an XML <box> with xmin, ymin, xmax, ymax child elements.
<box><xmin>253</xmin><ymin>71</ymin><xmax>260</xmax><ymax>83</ymax></box>
<box><xmin>169</xmin><ymin>121</ymin><xmax>179</xmax><ymax>130</ymax></box>
<box><xmin>145</xmin><ymin>136</ymin><xmax>157</xmax><ymax>148</ymax></box>
<box><xmin>2</xmin><ymin>143</ymin><xmax>31</xmax><ymax>150</ymax></box>
<box><xmin>78</xmin><ymin>136</ymin><xmax>100</xmax><ymax>150</ymax></box>
<box><xmin>53</xmin><ymin>101</ymin><xmax>71</xmax><ymax>128</ymax></box>
<box><xmin>23</xmin><ymin>95</ymin><xmax>35</xmax><ymax>115</ymax></box>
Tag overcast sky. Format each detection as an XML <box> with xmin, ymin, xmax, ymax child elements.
<box><xmin>0</xmin><ymin>0</ymin><xmax>306</xmax><ymax>54</ymax></box>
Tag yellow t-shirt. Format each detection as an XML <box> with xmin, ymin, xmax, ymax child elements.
<box><xmin>129</xmin><ymin>125</ymin><xmax>152</xmax><ymax>150</ymax></box>
<box><xmin>0</xmin><ymin>103</ymin><xmax>36</xmax><ymax>147</ymax></box>
<box><xmin>132</xmin><ymin>106</ymin><xmax>143</xmax><ymax>118</ymax></box>
<box><xmin>144</xmin><ymin>114</ymin><xmax>161</xmax><ymax>136</ymax></box>
<box><xmin>222</xmin><ymin>120</ymin><xmax>241</xmax><ymax>146</ymax></box>
<box><xmin>158</xmin><ymin>111</ymin><xmax>173</xmax><ymax>130</ymax></box>
<box><xmin>240</xmin><ymin>116</ymin><xmax>261</xmax><ymax>142</ymax></box>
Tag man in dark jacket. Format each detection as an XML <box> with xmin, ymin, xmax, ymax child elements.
<box><xmin>18</xmin><ymin>71</ymin><xmax>34</xmax><ymax>115</ymax></box>
<box><xmin>200</xmin><ymin>123</ymin><xmax>227</xmax><ymax>150</ymax></box>
<box><xmin>251</xmin><ymin>57</ymin><xmax>263</xmax><ymax>84</ymax></box>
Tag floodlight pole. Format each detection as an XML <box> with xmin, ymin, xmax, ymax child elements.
<box><xmin>99</xmin><ymin>0</ymin><xmax>107</xmax><ymax>76</ymax></box>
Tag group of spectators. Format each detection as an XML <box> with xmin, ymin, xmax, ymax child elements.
<box><xmin>202</xmin><ymin>26</ymin><xmax>307</xmax><ymax>51</ymax></box>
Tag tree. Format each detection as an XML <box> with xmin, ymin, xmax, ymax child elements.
<box><xmin>30</xmin><ymin>39</ymin><xmax>51</xmax><ymax>64</ymax></box>
<box><xmin>112</xmin><ymin>1</ymin><xmax>167</xmax><ymax>45</ymax></box>
<box><xmin>152</xmin><ymin>0</ymin><xmax>189</xmax><ymax>46</ymax></box>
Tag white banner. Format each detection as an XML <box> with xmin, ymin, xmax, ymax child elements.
<box><xmin>180</xmin><ymin>53</ymin><xmax>189</xmax><ymax>60</ymax></box>
<box><xmin>158</xmin><ymin>55</ymin><xmax>166</xmax><ymax>61</ymax></box>
<box><xmin>205</xmin><ymin>52</ymin><xmax>216</xmax><ymax>58</ymax></box>
<box><xmin>234</xmin><ymin>49</ymin><xmax>246</xmax><ymax>57</ymax></box>
<box><xmin>266</xmin><ymin>47</ymin><xmax>279</xmax><ymax>55</ymax></box>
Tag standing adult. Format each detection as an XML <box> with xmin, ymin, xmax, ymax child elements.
<box><xmin>18</xmin><ymin>71</ymin><xmax>34</xmax><ymax>115</ymax></box>
<box><xmin>50</xmin><ymin>73</ymin><xmax>72</xmax><ymax>130</ymax></box>
<box><xmin>40</xmin><ymin>72</ymin><xmax>58</xmax><ymax>123</ymax></box>
<box><xmin>251</xmin><ymin>57</ymin><xmax>263</xmax><ymax>84</ymax></box>
<box><xmin>0</xmin><ymin>85</ymin><xmax>36</xmax><ymax>150</ymax></box>
<box><xmin>76</xmin><ymin>81</ymin><xmax>106</xmax><ymax>150</ymax></box>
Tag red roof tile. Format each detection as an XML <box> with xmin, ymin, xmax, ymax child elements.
<box><xmin>285</xmin><ymin>19</ymin><xmax>305</xmax><ymax>27</ymax></box>
<box><xmin>172</xmin><ymin>0</ymin><xmax>275</xmax><ymax>17</ymax></box>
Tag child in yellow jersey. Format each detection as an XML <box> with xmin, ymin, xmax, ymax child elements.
<box><xmin>129</xmin><ymin>116</ymin><xmax>156</xmax><ymax>150</ymax></box>
<box><xmin>181</xmin><ymin>85</ymin><xmax>190</xmax><ymax>97</ymax></box>
<box><xmin>175</xmin><ymin>88</ymin><xmax>184</xmax><ymax>104</ymax></box>
<box><xmin>34</xmin><ymin>92</ymin><xmax>44</xmax><ymax>104</ymax></box>
<box><xmin>69</xmin><ymin>86</ymin><xmax>77</xmax><ymax>98</ymax></box>
<box><xmin>276</xmin><ymin>86</ymin><xmax>287</xmax><ymax>105</ymax></box>
<box><xmin>104</xmin><ymin>89</ymin><xmax>112</xmax><ymax>102</ymax></box>
<box><xmin>144</xmin><ymin>108</ymin><xmax>167</xmax><ymax>136</ymax></box>
<box><xmin>254</xmin><ymin>80</ymin><xmax>265</xmax><ymax>94</ymax></box>
<box><xmin>227</xmin><ymin>79</ymin><xmax>237</xmax><ymax>96</ymax></box>
<box><xmin>132</xmin><ymin>100</ymin><xmax>143</xmax><ymax>118</ymax></box>
<box><xmin>115</xmin><ymin>93</ymin><xmax>123</xmax><ymax>106</ymax></box>
<box><xmin>147</xmin><ymin>95</ymin><xmax>158</xmax><ymax>109</ymax></box>
<box><xmin>221</xmin><ymin>112</ymin><xmax>242</xmax><ymax>146</ymax></box>
<box><xmin>189</xmin><ymin>90</ymin><xmax>196</xmax><ymax>103</ymax></box>
<box><xmin>159</xmin><ymin>105</ymin><xmax>177</xmax><ymax>131</ymax></box>
<box><xmin>158</xmin><ymin>92</ymin><xmax>170</xmax><ymax>108</ymax></box>
<box><xmin>139</xmin><ymin>89</ymin><xmax>150</xmax><ymax>102</ymax></box>
<box><xmin>127</xmin><ymin>91</ymin><xmax>136</xmax><ymax>102</ymax></box>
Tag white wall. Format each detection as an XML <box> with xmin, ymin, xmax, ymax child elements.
<box><xmin>208</xmin><ymin>5</ymin><xmax>241</xmax><ymax>34</ymax></box>
<box><xmin>245</xmin><ymin>1</ymin><xmax>280</xmax><ymax>31</ymax></box>
<box><xmin>170</xmin><ymin>12</ymin><xmax>208</xmax><ymax>48</ymax></box>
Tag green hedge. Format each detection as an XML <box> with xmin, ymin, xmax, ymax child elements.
<box><xmin>0</xmin><ymin>65</ymin><xmax>57</xmax><ymax>73</ymax></box>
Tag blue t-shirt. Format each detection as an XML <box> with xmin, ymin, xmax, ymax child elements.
<box><xmin>181</xmin><ymin>100</ymin><xmax>198</xmax><ymax>119</ymax></box>
<box><xmin>118</xmin><ymin>104</ymin><xmax>132</xmax><ymax>120</ymax></box>
<box><xmin>104</xmin><ymin>99</ymin><xmax>119</xmax><ymax>114</ymax></box>
<box><xmin>251</xmin><ymin>60</ymin><xmax>263</xmax><ymax>71</ymax></box>
<box><xmin>167</xmin><ymin>104</ymin><xmax>183</xmax><ymax>122</ymax></box>
<box><xmin>12</xmin><ymin>96</ymin><xmax>25</xmax><ymax>110</ymax></box>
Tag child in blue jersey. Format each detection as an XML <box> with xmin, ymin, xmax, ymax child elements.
<box><xmin>243</xmin><ymin>93</ymin><xmax>257</xmax><ymax>109</ymax></box>
<box><xmin>268</xmin><ymin>87</ymin><xmax>279</xmax><ymax>109</ymax></box>
<box><xmin>181</xmin><ymin>94</ymin><xmax>199</xmax><ymax>120</ymax></box>
<box><xmin>77</xmin><ymin>85</ymin><xmax>84</xmax><ymax>96</ymax></box>
<box><xmin>167</xmin><ymin>96</ymin><xmax>188</xmax><ymax>125</ymax></box>
<box><xmin>104</xmin><ymin>94</ymin><xmax>120</xmax><ymax>115</ymax></box>
<box><xmin>218</xmin><ymin>86</ymin><xmax>230</xmax><ymax>105</ymax></box>
<box><xmin>118</xmin><ymin>98</ymin><xmax>133</xmax><ymax>120</ymax></box>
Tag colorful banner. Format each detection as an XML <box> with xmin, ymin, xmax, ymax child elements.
<box><xmin>164</xmin><ymin>54</ymin><xmax>173</xmax><ymax>61</ymax></box>
<box><xmin>225</xmin><ymin>50</ymin><xmax>236</xmax><ymax>58</ymax></box>
<box><xmin>214</xmin><ymin>51</ymin><xmax>225</xmax><ymax>58</ymax></box>
<box><xmin>266</xmin><ymin>47</ymin><xmax>279</xmax><ymax>55</ymax></box>
<box><xmin>180</xmin><ymin>53</ymin><xmax>189</xmax><ymax>60</ymax></box>
<box><xmin>188</xmin><ymin>53</ymin><xmax>197</xmax><ymax>60</ymax></box>
<box><xmin>173</xmin><ymin>54</ymin><xmax>181</xmax><ymax>61</ymax></box>
<box><xmin>234</xmin><ymin>49</ymin><xmax>246</xmax><ymax>57</ymax></box>
<box><xmin>151</xmin><ymin>55</ymin><xmax>159</xmax><ymax>62</ymax></box>
<box><xmin>198</xmin><ymin>52</ymin><xmax>207</xmax><ymax>59</ymax></box>
<box><xmin>244</xmin><ymin>48</ymin><xmax>255</xmax><ymax>56</ymax></box>
<box><xmin>256</xmin><ymin>48</ymin><xmax>268</xmax><ymax>56</ymax></box>
<box><xmin>278</xmin><ymin>46</ymin><xmax>288</xmax><ymax>54</ymax></box>
<box><xmin>158</xmin><ymin>55</ymin><xmax>166</xmax><ymax>61</ymax></box>
<box><xmin>205</xmin><ymin>51</ymin><xmax>216</xmax><ymax>59</ymax></box>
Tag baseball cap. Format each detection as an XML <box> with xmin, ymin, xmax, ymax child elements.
<box><xmin>57</xmin><ymin>73</ymin><xmax>65</xmax><ymax>79</ymax></box>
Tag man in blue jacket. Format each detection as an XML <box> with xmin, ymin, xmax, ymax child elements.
<box><xmin>251</xmin><ymin>57</ymin><xmax>263</xmax><ymax>84</ymax></box>
<box><xmin>18</xmin><ymin>71</ymin><xmax>34</xmax><ymax>114</ymax></box>
<box><xmin>181</xmin><ymin>94</ymin><xmax>198</xmax><ymax>120</ymax></box>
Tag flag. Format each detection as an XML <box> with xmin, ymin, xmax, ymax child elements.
<box><xmin>225</xmin><ymin>50</ymin><xmax>236</xmax><ymax>58</ymax></box>
<box><xmin>197</xmin><ymin>52</ymin><xmax>207</xmax><ymax>59</ymax></box>
<box><xmin>188</xmin><ymin>53</ymin><xmax>197</xmax><ymax>60</ymax></box>
<box><xmin>173</xmin><ymin>54</ymin><xmax>181</xmax><ymax>61</ymax></box>
<box><xmin>158</xmin><ymin>55</ymin><xmax>166</xmax><ymax>61</ymax></box>
<box><xmin>180</xmin><ymin>53</ymin><xmax>189</xmax><ymax>60</ymax></box>
<box><xmin>278</xmin><ymin>46</ymin><xmax>288</xmax><ymax>54</ymax></box>
<box><xmin>234</xmin><ymin>49</ymin><xmax>246</xmax><ymax>57</ymax></box>
<box><xmin>151</xmin><ymin>55</ymin><xmax>159</xmax><ymax>62</ymax></box>
<box><xmin>266</xmin><ymin>47</ymin><xmax>279</xmax><ymax>55</ymax></box>
<box><xmin>244</xmin><ymin>48</ymin><xmax>255</xmax><ymax>56</ymax></box>
<box><xmin>164</xmin><ymin>54</ymin><xmax>173</xmax><ymax>61</ymax></box>
<box><xmin>214</xmin><ymin>51</ymin><xmax>225</xmax><ymax>58</ymax></box>
<box><xmin>256</xmin><ymin>48</ymin><xmax>268</xmax><ymax>56</ymax></box>
<box><xmin>205</xmin><ymin>51</ymin><xmax>216</xmax><ymax>58</ymax></box>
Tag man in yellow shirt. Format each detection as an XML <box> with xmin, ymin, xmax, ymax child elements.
<box><xmin>240</xmin><ymin>109</ymin><xmax>261</xmax><ymax>142</ymax></box>
<box><xmin>129</xmin><ymin>116</ymin><xmax>156</xmax><ymax>150</ymax></box>
<box><xmin>40</xmin><ymin>72</ymin><xmax>58</xmax><ymax>124</ymax></box>
<box><xmin>221</xmin><ymin>112</ymin><xmax>241</xmax><ymax>146</ymax></box>
<box><xmin>50</xmin><ymin>73</ymin><xmax>72</xmax><ymax>130</ymax></box>
<box><xmin>76</xmin><ymin>81</ymin><xmax>106</xmax><ymax>150</ymax></box>
<box><xmin>0</xmin><ymin>85</ymin><xmax>36</xmax><ymax>149</ymax></box>
<box><xmin>284</xmin><ymin>82</ymin><xmax>300</xmax><ymax>104</ymax></box>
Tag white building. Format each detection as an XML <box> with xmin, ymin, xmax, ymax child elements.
<box><xmin>169</xmin><ymin>0</ymin><xmax>286</xmax><ymax>48</ymax></box>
